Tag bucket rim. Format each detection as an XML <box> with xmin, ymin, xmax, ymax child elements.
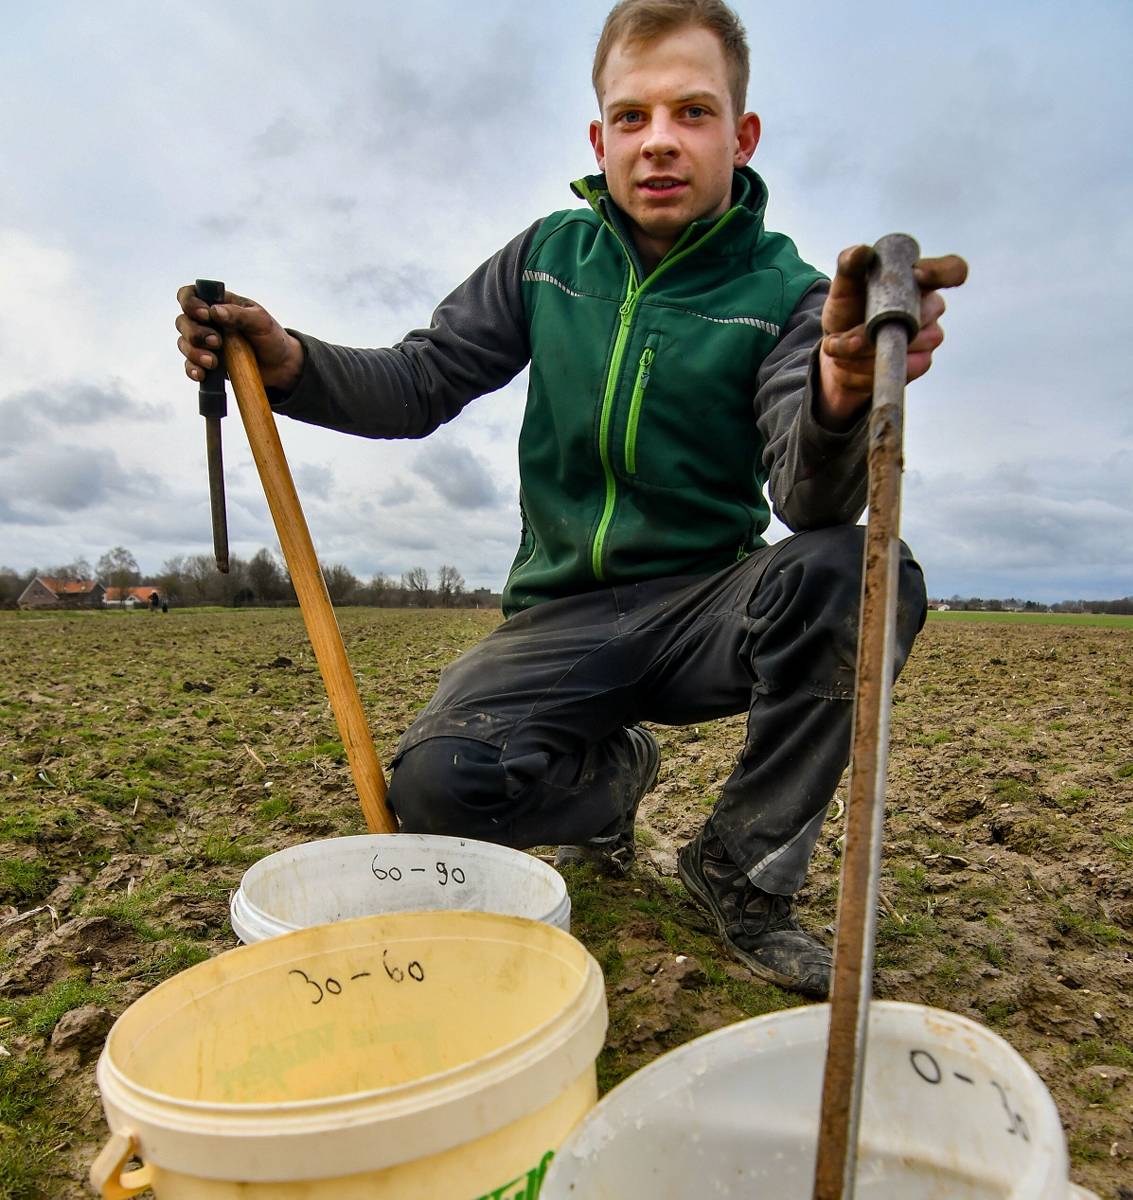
<box><xmin>97</xmin><ymin>913</ymin><xmax>608</xmax><ymax>1179</ymax></box>
<box><xmin>230</xmin><ymin>834</ymin><xmax>571</xmax><ymax>941</ymax></box>
<box><xmin>542</xmin><ymin>999</ymin><xmax>1070</xmax><ymax>1198</ymax></box>
<box><xmin>99</xmin><ymin>911</ymin><xmax>601</xmax><ymax>1121</ymax></box>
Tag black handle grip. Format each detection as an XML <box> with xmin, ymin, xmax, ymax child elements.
<box><xmin>195</xmin><ymin>278</ymin><xmax>227</xmax><ymax>419</ymax></box>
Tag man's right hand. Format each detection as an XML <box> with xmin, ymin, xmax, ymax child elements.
<box><xmin>175</xmin><ymin>286</ymin><xmax>305</xmax><ymax>394</ymax></box>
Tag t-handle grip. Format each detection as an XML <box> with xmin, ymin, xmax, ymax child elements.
<box><xmin>195</xmin><ymin>278</ymin><xmax>227</xmax><ymax>419</ymax></box>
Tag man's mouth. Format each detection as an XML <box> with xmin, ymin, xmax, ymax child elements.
<box><xmin>639</xmin><ymin>178</ymin><xmax>687</xmax><ymax>194</ymax></box>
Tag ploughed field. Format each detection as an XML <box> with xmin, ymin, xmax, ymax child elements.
<box><xmin>0</xmin><ymin>607</ymin><xmax>1130</xmax><ymax>1199</ymax></box>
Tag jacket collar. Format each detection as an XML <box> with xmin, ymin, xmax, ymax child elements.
<box><xmin>571</xmin><ymin>166</ymin><xmax>769</xmax><ymax>256</ymax></box>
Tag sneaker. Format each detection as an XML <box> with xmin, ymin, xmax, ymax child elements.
<box><xmin>555</xmin><ymin>726</ymin><xmax>661</xmax><ymax>878</ymax></box>
<box><xmin>677</xmin><ymin>824</ymin><xmax>832</xmax><ymax>999</ymax></box>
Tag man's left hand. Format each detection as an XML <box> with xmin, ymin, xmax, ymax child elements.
<box><xmin>817</xmin><ymin>245</ymin><xmax>969</xmax><ymax>430</ymax></box>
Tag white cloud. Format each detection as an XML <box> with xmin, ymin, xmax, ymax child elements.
<box><xmin>1</xmin><ymin>0</ymin><xmax>1130</xmax><ymax>601</ymax></box>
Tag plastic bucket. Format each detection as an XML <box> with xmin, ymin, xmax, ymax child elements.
<box><xmin>230</xmin><ymin>833</ymin><xmax>571</xmax><ymax>943</ymax></box>
<box><xmin>92</xmin><ymin>910</ymin><xmax>606</xmax><ymax>1198</ymax></box>
<box><xmin>541</xmin><ymin>1001</ymin><xmax>1099</xmax><ymax>1200</ymax></box>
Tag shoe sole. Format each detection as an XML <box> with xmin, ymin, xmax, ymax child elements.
<box><xmin>677</xmin><ymin>850</ymin><xmax>821</xmax><ymax>996</ymax></box>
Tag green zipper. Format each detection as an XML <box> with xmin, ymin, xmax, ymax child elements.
<box><xmin>624</xmin><ymin>345</ymin><xmax>654</xmax><ymax>474</ymax></box>
<box><xmin>589</xmin><ymin>207</ymin><xmax>740</xmax><ymax>580</ymax></box>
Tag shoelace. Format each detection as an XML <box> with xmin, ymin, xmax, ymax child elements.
<box><xmin>737</xmin><ymin>887</ymin><xmax>793</xmax><ymax>936</ymax></box>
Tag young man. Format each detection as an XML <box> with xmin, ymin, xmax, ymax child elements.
<box><xmin>175</xmin><ymin>0</ymin><xmax>965</xmax><ymax>998</ymax></box>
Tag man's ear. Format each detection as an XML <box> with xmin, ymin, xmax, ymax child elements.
<box><xmin>590</xmin><ymin>119</ymin><xmax>606</xmax><ymax>170</ymax></box>
<box><xmin>734</xmin><ymin>112</ymin><xmax>761</xmax><ymax>166</ymax></box>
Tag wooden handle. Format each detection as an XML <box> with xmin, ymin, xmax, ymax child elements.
<box><xmin>223</xmin><ymin>332</ymin><xmax>397</xmax><ymax>834</ymax></box>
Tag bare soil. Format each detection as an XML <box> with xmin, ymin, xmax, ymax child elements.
<box><xmin>0</xmin><ymin>608</ymin><xmax>1129</xmax><ymax>1198</ymax></box>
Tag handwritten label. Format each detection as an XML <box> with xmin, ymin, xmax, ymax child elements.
<box><xmin>907</xmin><ymin>1047</ymin><xmax>1030</xmax><ymax>1143</ymax></box>
<box><xmin>371</xmin><ymin>855</ymin><xmax>467</xmax><ymax>887</ymax></box>
<box><xmin>287</xmin><ymin>949</ymin><xmax>425</xmax><ymax>1005</ymax></box>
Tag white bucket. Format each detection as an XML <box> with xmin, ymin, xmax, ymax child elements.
<box><xmin>230</xmin><ymin>833</ymin><xmax>571</xmax><ymax>942</ymax></box>
<box><xmin>541</xmin><ymin>1001</ymin><xmax>1100</xmax><ymax>1199</ymax></box>
<box><xmin>92</xmin><ymin>910</ymin><xmax>606</xmax><ymax>1198</ymax></box>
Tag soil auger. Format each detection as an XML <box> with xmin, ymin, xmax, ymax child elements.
<box><xmin>812</xmin><ymin>235</ymin><xmax>923</xmax><ymax>1200</ymax></box>
<box><xmin>194</xmin><ymin>280</ymin><xmax>397</xmax><ymax>835</ymax></box>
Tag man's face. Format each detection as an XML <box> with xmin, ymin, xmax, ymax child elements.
<box><xmin>591</xmin><ymin>25</ymin><xmax>760</xmax><ymax>266</ymax></box>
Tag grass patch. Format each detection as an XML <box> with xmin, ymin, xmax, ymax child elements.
<box><xmin>980</xmin><ymin>998</ymin><xmax>1020</xmax><ymax>1026</ymax></box>
<box><xmin>1067</xmin><ymin>1132</ymin><xmax>1110</xmax><ymax>1164</ymax></box>
<box><xmin>1105</xmin><ymin>832</ymin><xmax>1133</xmax><ymax>857</ymax></box>
<box><xmin>199</xmin><ymin>830</ymin><xmax>265</xmax><ymax>867</ymax></box>
<box><xmin>0</xmin><ymin>859</ymin><xmax>51</xmax><ymax>905</ymax></box>
<box><xmin>1052</xmin><ymin>786</ymin><xmax>1092</xmax><ymax>813</ymax></box>
<box><xmin>0</xmin><ymin>1054</ymin><xmax>60</xmax><ymax>1200</ymax></box>
<box><xmin>1054</xmin><ymin>906</ymin><xmax>1126</xmax><ymax>946</ymax></box>
<box><xmin>891</xmin><ymin>863</ymin><xmax>929</xmax><ymax>896</ymax></box>
<box><xmin>982</xmin><ymin>940</ymin><xmax>1010</xmax><ymax>969</ymax></box>
<box><xmin>995</xmin><ymin>722</ymin><xmax>1033</xmax><ymax>741</ymax></box>
<box><xmin>257</xmin><ymin>794</ymin><xmax>294</xmax><ymax>821</ymax></box>
<box><xmin>1070</xmin><ymin>1038</ymin><xmax>1133</xmax><ymax>1070</ymax></box>
<box><xmin>0</xmin><ymin>804</ymin><xmax>80</xmax><ymax>841</ymax></box>
<box><xmin>1072</xmin><ymin>1075</ymin><xmax>1118</xmax><ymax>1111</ymax></box>
<box><xmin>933</xmin><ymin>958</ymin><xmax>967</xmax><ymax>987</ymax></box>
<box><xmin>289</xmin><ymin>739</ymin><xmax>346</xmax><ymax>764</ymax></box>
<box><xmin>135</xmin><ymin>939</ymin><xmax>210</xmax><ymax>983</ymax></box>
<box><xmin>0</xmin><ymin>977</ymin><xmax>113</xmax><ymax>1038</ymax></box>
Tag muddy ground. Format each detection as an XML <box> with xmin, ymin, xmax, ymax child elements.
<box><xmin>1</xmin><ymin>608</ymin><xmax>1130</xmax><ymax>1198</ymax></box>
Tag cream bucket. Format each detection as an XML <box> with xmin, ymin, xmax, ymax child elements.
<box><xmin>541</xmin><ymin>1001</ymin><xmax>1099</xmax><ymax>1199</ymax></box>
<box><xmin>230</xmin><ymin>833</ymin><xmax>571</xmax><ymax>942</ymax></box>
<box><xmin>92</xmin><ymin>910</ymin><xmax>606</xmax><ymax>1198</ymax></box>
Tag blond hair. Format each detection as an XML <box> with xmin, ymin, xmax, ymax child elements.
<box><xmin>592</xmin><ymin>0</ymin><xmax>750</xmax><ymax>118</ymax></box>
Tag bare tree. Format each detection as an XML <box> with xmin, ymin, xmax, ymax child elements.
<box><xmin>402</xmin><ymin>566</ymin><xmax>431</xmax><ymax>607</ymax></box>
<box><xmin>45</xmin><ymin>557</ymin><xmax>93</xmax><ymax>583</ymax></box>
<box><xmin>157</xmin><ymin>555</ymin><xmax>188</xmax><ymax>603</ymax></box>
<box><xmin>357</xmin><ymin>572</ymin><xmax>395</xmax><ymax>606</ymax></box>
<box><xmin>436</xmin><ymin>564</ymin><xmax>466</xmax><ymax>607</ymax></box>
<box><xmin>248</xmin><ymin>547</ymin><xmax>288</xmax><ymax>604</ymax></box>
<box><xmin>182</xmin><ymin>554</ymin><xmax>217</xmax><ymax>604</ymax></box>
<box><xmin>321</xmin><ymin>562</ymin><xmax>361</xmax><ymax>605</ymax></box>
<box><xmin>0</xmin><ymin>566</ymin><xmax>35</xmax><ymax>607</ymax></box>
<box><xmin>96</xmin><ymin>546</ymin><xmax>140</xmax><ymax>601</ymax></box>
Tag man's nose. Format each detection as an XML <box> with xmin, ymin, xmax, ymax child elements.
<box><xmin>642</xmin><ymin>113</ymin><xmax>679</xmax><ymax>157</ymax></box>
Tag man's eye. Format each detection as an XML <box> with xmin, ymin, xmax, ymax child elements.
<box><xmin>686</xmin><ymin>105</ymin><xmax>707</xmax><ymax>118</ymax></box>
<box><xmin>618</xmin><ymin>111</ymin><xmax>643</xmax><ymax>125</ymax></box>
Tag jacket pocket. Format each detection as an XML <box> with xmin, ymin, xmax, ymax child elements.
<box><xmin>624</xmin><ymin>334</ymin><xmax>659</xmax><ymax>475</ymax></box>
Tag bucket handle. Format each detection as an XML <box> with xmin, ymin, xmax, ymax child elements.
<box><xmin>90</xmin><ymin>1132</ymin><xmax>155</xmax><ymax>1199</ymax></box>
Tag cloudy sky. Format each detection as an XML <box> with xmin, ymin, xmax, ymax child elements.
<box><xmin>2</xmin><ymin>0</ymin><xmax>1130</xmax><ymax>603</ymax></box>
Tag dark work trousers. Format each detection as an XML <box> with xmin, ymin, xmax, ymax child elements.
<box><xmin>388</xmin><ymin>526</ymin><xmax>927</xmax><ymax>896</ymax></box>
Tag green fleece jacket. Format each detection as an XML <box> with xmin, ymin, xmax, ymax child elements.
<box><xmin>275</xmin><ymin>168</ymin><xmax>870</xmax><ymax>616</ymax></box>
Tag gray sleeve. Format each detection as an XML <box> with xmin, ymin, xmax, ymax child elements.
<box><xmin>755</xmin><ymin>280</ymin><xmax>870</xmax><ymax>530</ymax></box>
<box><xmin>270</xmin><ymin>220</ymin><xmax>540</xmax><ymax>438</ymax></box>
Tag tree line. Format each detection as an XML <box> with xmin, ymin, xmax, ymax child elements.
<box><xmin>0</xmin><ymin>547</ymin><xmax>498</xmax><ymax>610</ymax></box>
<box><xmin>937</xmin><ymin>595</ymin><xmax>1133</xmax><ymax>615</ymax></box>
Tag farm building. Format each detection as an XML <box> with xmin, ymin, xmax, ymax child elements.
<box><xmin>17</xmin><ymin>577</ymin><xmax>106</xmax><ymax>610</ymax></box>
<box><xmin>104</xmin><ymin>586</ymin><xmax>164</xmax><ymax>609</ymax></box>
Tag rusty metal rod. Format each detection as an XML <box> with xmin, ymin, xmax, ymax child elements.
<box><xmin>204</xmin><ymin>416</ymin><xmax>229</xmax><ymax>573</ymax></box>
<box><xmin>813</xmin><ymin>234</ymin><xmax>921</xmax><ymax>1200</ymax></box>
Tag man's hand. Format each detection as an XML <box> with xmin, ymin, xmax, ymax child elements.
<box><xmin>175</xmin><ymin>286</ymin><xmax>305</xmax><ymax>394</ymax></box>
<box><xmin>817</xmin><ymin>245</ymin><xmax>968</xmax><ymax>430</ymax></box>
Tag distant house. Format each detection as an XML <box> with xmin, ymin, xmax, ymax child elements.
<box><xmin>104</xmin><ymin>585</ymin><xmax>163</xmax><ymax>610</ymax></box>
<box><xmin>17</xmin><ymin>577</ymin><xmax>106</xmax><ymax>610</ymax></box>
